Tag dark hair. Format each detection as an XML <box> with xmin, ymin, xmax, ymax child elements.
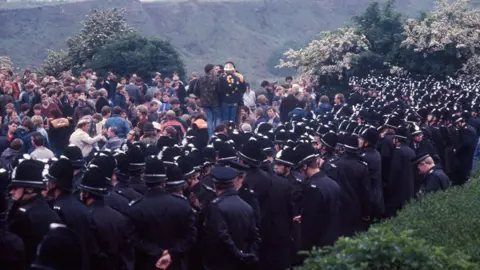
<box><xmin>165</xmin><ymin>126</ymin><xmax>177</xmax><ymax>137</ymax></box>
<box><xmin>170</xmin><ymin>98</ymin><xmax>180</xmax><ymax>105</ymax></box>
<box><xmin>10</xmin><ymin>138</ymin><xmax>23</xmax><ymax>150</ymax></box>
<box><xmin>95</xmin><ymin>77</ymin><xmax>103</xmax><ymax>85</ymax></box>
<box><xmin>204</xmin><ymin>64</ymin><xmax>214</xmax><ymax>74</ymax></box>
<box><xmin>21</xmin><ymin>103</ymin><xmax>30</xmax><ymax>112</ymax></box>
<box><xmin>261</xmin><ymin>81</ymin><xmax>270</xmax><ymax>88</ymax></box>
<box><xmin>172</xmin><ymin>107</ymin><xmax>182</xmax><ymax>117</ymax></box>
<box><xmin>81</xmin><ymin>107</ymin><xmax>92</xmax><ymax>116</ymax></box>
<box><xmin>33</xmin><ymin>104</ymin><xmax>42</xmax><ymax>111</ymax></box>
<box><xmin>186</xmin><ymin>102</ymin><xmax>197</xmax><ymax>110</ymax></box>
<box><xmin>50</xmin><ymin>108</ymin><xmax>62</xmax><ymax>118</ymax></box>
<box><xmin>24</xmin><ymin>119</ymin><xmax>35</xmax><ymax>131</ymax></box>
<box><xmin>285</xmin><ymin>76</ymin><xmax>293</xmax><ymax>81</ymax></box>
<box><xmin>8</xmin><ymin>120</ymin><xmax>20</xmax><ymax>126</ymax></box>
<box><xmin>214</xmin><ymin>124</ymin><xmax>226</xmax><ymax>133</ymax></box>
<box><xmin>47</xmin><ymin>89</ymin><xmax>57</xmax><ymax>97</ymax></box>
<box><xmin>113</xmin><ymin>106</ymin><xmax>122</xmax><ymax>115</ymax></box>
<box><xmin>31</xmin><ymin>132</ymin><xmax>45</xmax><ymax>147</ymax></box>
<box><xmin>101</xmin><ymin>106</ymin><xmax>112</xmax><ymax>117</ymax></box>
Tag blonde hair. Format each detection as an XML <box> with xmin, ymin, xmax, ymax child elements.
<box><xmin>31</xmin><ymin>115</ymin><xmax>44</xmax><ymax>128</ymax></box>
<box><xmin>420</xmin><ymin>157</ymin><xmax>434</xmax><ymax>166</ymax></box>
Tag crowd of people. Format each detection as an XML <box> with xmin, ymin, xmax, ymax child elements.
<box><xmin>0</xmin><ymin>62</ymin><xmax>478</xmax><ymax>270</ymax></box>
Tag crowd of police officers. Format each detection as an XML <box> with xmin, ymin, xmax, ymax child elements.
<box><xmin>1</xmin><ymin>74</ymin><xmax>478</xmax><ymax>270</ymax></box>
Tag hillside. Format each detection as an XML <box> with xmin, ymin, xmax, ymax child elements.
<box><xmin>0</xmin><ymin>0</ymin><xmax>434</xmax><ymax>86</ymax></box>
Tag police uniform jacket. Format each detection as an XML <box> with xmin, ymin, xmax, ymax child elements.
<box><xmin>88</xmin><ymin>199</ymin><xmax>134</xmax><ymax>270</ymax></box>
<box><xmin>384</xmin><ymin>144</ymin><xmax>416</xmax><ymax>218</ymax></box>
<box><xmin>361</xmin><ymin>147</ymin><xmax>384</xmax><ymax>218</ymax></box>
<box><xmin>421</xmin><ymin>167</ymin><xmax>450</xmax><ymax>194</ymax></box>
<box><xmin>0</xmin><ymin>223</ymin><xmax>25</xmax><ymax>270</ymax></box>
<box><xmin>301</xmin><ymin>171</ymin><xmax>341</xmax><ymax>250</ymax></box>
<box><xmin>8</xmin><ymin>195</ymin><xmax>61</xmax><ymax>265</ymax></box>
<box><xmin>129</xmin><ymin>175</ymin><xmax>148</xmax><ymax>195</ymax></box>
<box><xmin>238</xmin><ymin>185</ymin><xmax>261</xmax><ymax>227</ymax></box>
<box><xmin>113</xmin><ymin>180</ymin><xmax>143</xmax><ymax>202</ymax></box>
<box><xmin>244</xmin><ymin>167</ymin><xmax>293</xmax><ymax>270</ymax></box>
<box><xmin>105</xmin><ymin>190</ymin><xmax>130</xmax><ymax>215</ymax></box>
<box><xmin>127</xmin><ymin>187</ymin><xmax>196</xmax><ymax>270</ymax></box>
<box><xmin>331</xmin><ymin>154</ymin><xmax>372</xmax><ymax>236</ymax></box>
<box><xmin>52</xmin><ymin>193</ymin><xmax>100</xmax><ymax>270</ymax></box>
<box><xmin>203</xmin><ymin>189</ymin><xmax>260</xmax><ymax>270</ymax></box>
<box><xmin>455</xmin><ymin>124</ymin><xmax>477</xmax><ymax>172</ymax></box>
<box><xmin>377</xmin><ymin>133</ymin><xmax>395</xmax><ymax>186</ymax></box>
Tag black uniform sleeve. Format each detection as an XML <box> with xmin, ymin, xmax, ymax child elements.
<box><xmin>168</xmin><ymin>207</ymin><xmax>197</xmax><ymax>262</ymax></box>
<box><xmin>424</xmin><ymin>173</ymin><xmax>443</xmax><ymax>194</ymax></box>
<box><xmin>300</xmin><ymin>187</ymin><xmax>324</xmax><ymax>250</ymax></box>
<box><xmin>205</xmin><ymin>203</ymin><xmax>244</xmax><ymax>261</ymax></box>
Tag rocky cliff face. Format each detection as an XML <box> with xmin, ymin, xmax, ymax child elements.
<box><xmin>0</xmin><ymin>0</ymin><xmax>433</xmax><ymax>85</ymax></box>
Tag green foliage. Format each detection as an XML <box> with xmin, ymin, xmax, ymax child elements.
<box><xmin>86</xmin><ymin>34</ymin><xmax>186</xmax><ymax>81</ymax></box>
<box><xmin>66</xmin><ymin>8</ymin><xmax>134</xmax><ymax>70</ymax></box>
<box><xmin>351</xmin><ymin>0</ymin><xmax>404</xmax><ymax>76</ymax></box>
<box><xmin>42</xmin><ymin>49</ymin><xmax>71</xmax><ymax>77</ymax></box>
<box><xmin>299</xmin><ymin>227</ymin><xmax>477</xmax><ymax>270</ymax></box>
<box><xmin>380</xmin><ymin>179</ymin><xmax>480</xmax><ymax>262</ymax></box>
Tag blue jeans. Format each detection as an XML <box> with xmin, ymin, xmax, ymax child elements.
<box><xmin>204</xmin><ymin>107</ymin><xmax>222</xmax><ymax>136</ymax></box>
<box><xmin>221</xmin><ymin>102</ymin><xmax>238</xmax><ymax>123</ymax></box>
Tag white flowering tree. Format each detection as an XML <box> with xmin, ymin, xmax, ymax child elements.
<box><xmin>0</xmin><ymin>56</ymin><xmax>13</xmax><ymax>70</ymax></box>
<box><xmin>278</xmin><ymin>27</ymin><xmax>370</xmax><ymax>85</ymax></box>
<box><xmin>401</xmin><ymin>0</ymin><xmax>480</xmax><ymax>76</ymax></box>
<box><xmin>67</xmin><ymin>8</ymin><xmax>134</xmax><ymax>68</ymax></box>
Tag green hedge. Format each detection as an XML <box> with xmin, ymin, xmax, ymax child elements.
<box><xmin>381</xmin><ymin>180</ymin><xmax>480</xmax><ymax>262</ymax></box>
<box><xmin>298</xmin><ymin>179</ymin><xmax>480</xmax><ymax>269</ymax></box>
<box><xmin>299</xmin><ymin>227</ymin><xmax>477</xmax><ymax>270</ymax></box>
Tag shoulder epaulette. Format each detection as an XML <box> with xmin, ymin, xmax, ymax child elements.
<box><xmin>128</xmin><ymin>197</ymin><xmax>143</xmax><ymax>207</ymax></box>
<box><xmin>204</xmin><ymin>184</ymin><xmax>214</xmax><ymax>191</ymax></box>
<box><xmin>212</xmin><ymin>197</ymin><xmax>222</xmax><ymax>204</ymax></box>
<box><xmin>295</xmin><ymin>177</ymin><xmax>303</xmax><ymax>183</ymax></box>
<box><xmin>172</xmin><ymin>194</ymin><xmax>187</xmax><ymax>201</ymax></box>
<box><xmin>359</xmin><ymin>160</ymin><xmax>368</xmax><ymax>166</ymax></box>
<box><xmin>310</xmin><ymin>184</ymin><xmax>317</xmax><ymax>189</ymax></box>
<box><xmin>53</xmin><ymin>205</ymin><xmax>61</xmax><ymax>211</ymax></box>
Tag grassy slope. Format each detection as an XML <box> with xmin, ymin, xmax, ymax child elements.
<box><xmin>0</xmin><ymin>0</ymin><xmax>434</xmax><ymax>86</ymax></box>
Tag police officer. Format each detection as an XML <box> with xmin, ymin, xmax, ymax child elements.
<box><xmin>359</xmin><ymin>126</ymin><xmax>384</xmax><ymax>219</ymax></box>
<box><xmin>384</xmin><ymin>125</ymin><xmax>416</xmax><ymax>218</ymax></box>
<box><xmin>331</xmin><ymin>133</ymin><xmax>372</xmax><ymax>236</ymax></box>
<box><xmin>112</xmin><ymin>150</ymin><xmax>142</xmax><ymax>202</ymax></box>
<box><xmin>293</xmin><ymin>144</ymin><xmax>341</xmax><ymax>252</ymax></box>
<box><xmin>45</xmin><ymin>158</ymin><xmax>99</xmax><ymax>270</ymax></box>
<box><xmin>0</xmin><ymin>188</ymin><xmax>25</xmax><ymax>270</ymax></box>
<box><xmin>127</xmin><ymin>156</ymin><xmax>196</xmax><ymax>270</ymax></box>
<box><xmin>89</xmin><ymin>152</ymin><xmax>130</xmax><ymax>215</ymax></box>
<box><xmin>412</xmin><ymin>153</ymin><xmax>450</xmax><ymax>194</ymax></box>
<box><xmin>238</xmin><ymin>138</ymin><xmax>293</xmax><ymax>270</ymax></box>
<box><xmin>126</xmin><ymin>144</ymin><xmax>148</xmax><ymax>194</ymax></box>
<box><xmin>30</xmin><ymin>223</ymin><xmax>84</xmax><ymax>270</ymax></box>
<box><xmin>227</xmin><ymin>159</ymin><xmax>261</xmax><ymax>227</ymax></box>
<box><xmin>453</xmin><ymin>116</ymin><xmax>477</xmax><ymax>186</ymax></box>
<box><xmin>8</xmin><ymin>158</ymin><xmax>61</xmax><ymax>265</ymax></box>
<box><xmin>180</xmin><ymin>156</ymin><xmax>215</xmax><ymax>212</ymax></box>
<box><xmin>63</xmin><ymin>144</ymin><xmax>86</xmax><ymax>193</ymax></box>
<box><xmin>203</xmin><ymin>166</ymin><xmax>260</xmax><ymax>270</ymax></box>
<box><xmin>78</xmin><ymin>165</ymin><xmax>134</xmax><ymax>270</ymax></box>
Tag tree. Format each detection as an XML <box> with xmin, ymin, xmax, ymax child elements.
<box><xmin>86</xmin><ymin>34</ymin><xmax>186</xmax><ymax>81</ymax></box>
<box><xmin>352</xmin><ymin>0</ymin><xmax>405</xmax><ymax>76</ymax></box>
<box><xmin>42</xmin><ymin>50</ymin><xmax>71</xmax><ymax>77</ymax></box>
<box><xmin>0</xmin><ymin>56</ymin><xmax>13</xmax><ymax>70</ymax></box>
<box><xmin>278</xmin><ymin>27</ymin><xmax>370</xmax><ymax>85</ymax></box>
<box><xmin>401</xmin><ymin>0</ymin><xmax>480</xmax><ymax>77</ymax></box>
<box><xmin>67</xmin><ymin>8</ymin><xmax>134</xmax><ymax>69</ymax></box>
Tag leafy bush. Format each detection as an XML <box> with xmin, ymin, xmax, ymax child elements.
<box><xmin>380</xmin><ymin>179</ymin><xmax>480</xmax><ymax>263</ymax></box>
<box><xmin>86</xmin><ymin>34</ymin><xmax>186</xmax><ymax>81</ymax></box>
<box><xmin>299</xmin><ymin>227</ymin><xmax>478</xmax><ymax>270</ymax></box>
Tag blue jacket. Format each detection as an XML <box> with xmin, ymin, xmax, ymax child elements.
<box><xmin>105</xmin><ymin>115</ymin><xmax>130</xmax><ymax>139</ymax></box>
<box><xmin>114</xmin><ymin>93</ymin><xmax>127</xmax><ymax>110</ymax></box>
<box><xmin>315</xmin><ymin>103</ymin><xmax>333</xmax><ymax>116</ymax></box>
